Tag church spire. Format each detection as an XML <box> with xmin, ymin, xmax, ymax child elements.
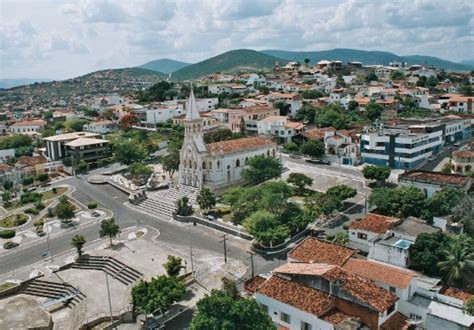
<box><xmin>186</xmin><ymin>88</ymin><xmax>201</xmax><ymax>120</ymax></box>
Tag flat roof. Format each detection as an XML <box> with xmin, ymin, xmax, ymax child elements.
<box><xmin>44</xmin><ymin>132</ymin><xmax>100</xmax><ymax>142</ymax></box>
<box><xmin>65</xmin><ymin>137</ymin><xmax>108</xmax><ymax>147</ymax></box>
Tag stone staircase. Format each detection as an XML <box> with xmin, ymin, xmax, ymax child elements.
<box><xmin>22</xmin><ymin>279</ymin><xmax>85</xmax><ymax>307</ymax></box>
<box><xmin>71</xmin><ymin>256</ymin><xmax>142</xmax><ymax>286</ymax></box>
<box><xmin>135</xmin><ymin>184</ymin><xmax>199</xmax><ymax>218</ymax></box>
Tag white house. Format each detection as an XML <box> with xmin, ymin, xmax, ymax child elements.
<box><xmin>10</xmin><ymin>119</ymin><xmax>46</xmax><ymax>134</ymax></box>
<box><xmin>256</xmin><ymin>116</ymin><xmax>305</xmax><ymax>143</ymax></box>
<box><xmin>83</xmin><ymin>120</ymin><xmax>118</xmax><ymax>134</ymax></box>
<box><xmin>399</xmin><ymin>170</ymin><xmax>471</xmax><ymax>198</ymax></box>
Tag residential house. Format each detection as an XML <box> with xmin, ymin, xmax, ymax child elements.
<box><xmin>0</xmin><ymin>163</ymin><xmax>22</xmax><ymax>185</ymax></box>
<box><xmin>447</xmin><ymin>95</ymin><xmax>474</xmax><ymax>113</ymax></box>
<box><xmin>83</xmin><ymin>120</ymin><xmax>118</xmax><ymax>134</ymax></box>
<box><xmin>227</xmin><ymin>105</ymin><xmax>279</xmax><ymax>133</ymax></box>
<box><xmin>44</xmin><ymin>132</ymin><xmax>101</xmax><ymax>161</ymax></box>
<box><xmin>10</xmin><ymin>119</ymin><xmax>46</xmax><ymax>134</ymax></box>
<box><xmin>452</xmin><ymin>145</ymin><xmax>474</xmax><ymax>173</ymax></box>
<box><xmin>208</xmin><ymin>84</ymin><xmax>247</xmax><ymax>95</ymax></box>
<box><xmin>399</xmin><ymin>170</ymin><xmax>471</xmax><ymax>198</ymax></box>
<box><xmin>0</xmin><ymin>148</ymin><xmax>15</xmax><ymax>163</ymax></box>
<box><xmin>268</xmin><ymin>92</ymin><xmax>302</xmax><ymax>117</ymax></box>
<box><xmin>256</xmin><ymin>116</ymin><xmax>305</xmax><ymax>143</ymax></box>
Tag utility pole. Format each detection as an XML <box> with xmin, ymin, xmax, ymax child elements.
<box><xmin>221</xmin><ymin>234</ymin><xmax>227</xmax><ymax>263</ymax></box>
<box><xmin>248</xmin><ymin>251</ymin><xmax>255</xmax><ymax>278</ymax></box>
<box><xmin>188</xmin><ymin>223</ymin><xmax>194</xmax><ymax>273</ymax></box>
<box><xmin>364</xmin><ymin>194</ymin><xmax>367</xmax><ymax>214</ymax></box>
<box><xmin>105</xmin><ymin>272</ymin><xmax>114</xmax><ymax>329</ymax></box>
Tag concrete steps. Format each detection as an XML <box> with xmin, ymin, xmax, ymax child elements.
<box><xmin>22</xmin><ymin>279</ymin><xmax>84</xmax><ymax>306</ymax></box>
<box><xmin>71</xmin><ymin>256</ymin><xmax>142</xmax><ymax>286</ymax></box>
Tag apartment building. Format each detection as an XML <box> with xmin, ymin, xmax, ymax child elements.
<box><xmin>255</xmin><ymin>116</ymin><xmax>305</xmax><ymax>143</ymax></box>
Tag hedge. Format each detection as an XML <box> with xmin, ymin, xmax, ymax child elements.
<box><xmin>87</xmin><ymin>201</ymin><xmax>98</xmax><ymax>209</ymax></box>
<box><xmin>0</xmin><ymin>230</ymin><xmax>16</xmax><ymax>239</ymax></box>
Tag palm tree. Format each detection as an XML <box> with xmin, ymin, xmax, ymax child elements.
<box><xmin>99</xmin><ymin>218</ymin><xmax>121</xmax><ymax>246</ymax></box>
<box><xmin>437</xmin><ymin>236</ymin><xmax>474</xmax><ymax>286</ymax></box>
<box><xmin>71</xmin><ymin>234</ymin><xmax>86</xmax><ymax>257</ymax></box>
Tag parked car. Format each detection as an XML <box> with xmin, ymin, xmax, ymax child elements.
<box><xmin>428</xmin><ymin>155</ymin><xmax>437</xmax><ymax>162</ymax></box>
<box><xmin>3</xmin><ymin>242</ymin><xmax>19</xmax><ymax>249</ymax></box>
<box><xmin>306</xmin><ymin>158</ymin><xmax>330</xmax><ymax>165</ymax></box>
<box><xmin>289</xmin><ymin>154</ymin><xmax>301</xmax><ymax>159</ymax></box>
<box><xmin>453</xmin><ymin>141</ymin><xmax>461</xmax><ymax>147</ymax></box>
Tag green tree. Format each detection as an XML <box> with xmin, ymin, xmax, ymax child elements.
<box><xmin>129</xmin><ymin>163</ymin><xmax>152</xmax><ymax>178</ymax></box>
<box><xmin>441</xmin><ymin>162</ymin><xmax>452</xmax><ymax>174</ymax></box>
<box><xmin>295</xmin><ymin>104</ymin><xmax>317</xmax><ymax>123</ymax></box>
<box><xmin>426</xmin><ymin>76</ymin><xmax>438</xmax><ymax>88</ymax></box>
<box><xmin>368</xmin><ymin>186</ymin><xmax>426</xmax><ymax>218</ymax></box>
<box><xmin>66</xmin><ymin>119</ymin><xmax>89</xmax><ymax>132</ymax></box>
<box><xmin>365</xmin><ymin>102</ymin><xmax>384</xmax><ymax>122</ymax></box>
<box><xmin>190</xmin><ymin>290</ymin><xmax>274</xmax><ymax>330</ymax></box>
<box><xmin>113</xmin><ymin>140</ymin><xmax>147</xmax><ymax>165</ymax></box>
<box><xmin>2</xmin><ymin>191</ymin><xmax>11</xmax><ymax>206</ymax></box>
<box><xmin>300</xmin><ymin>140</ymin><xmax>325</xmax><ymax>158</ymax></box>
<box><xmin>197</xmin><ymin>188</ymin><xmax>216</xmax><ymax>212</ymax></box>
<box><xmin>425</xmin><ymin>187</ymin><xmax>464</xmax><ymax>221</ymax></box>
<box><xmin>99</xmin><ymin>218</ymin><xmax>121</xmax><ymax>245</ymax></box>
<box><xmin>132</xmin><ymin>275</ymin><xmax>185</xmax><ymax>315</ymax></box>
<box><xmin>55</xmin><ymin>196</ymin><xmax>75</xmax><ymax>221</ymax></box>
<box><xmin>15</xmin><ymin>145</ymin><xmax>33</xmax><ymax>157</ymax></box>
<box><xmin>274</xmin><ymin>101</ymin><xmax>291</xmax><ymax>116</ymax></box>
<box><xmin>3</xmin><ymin>180</ymin><xmax>13</xmax><ymax>190</ymax></box>
<box><xmin>326</xmin><ymin>185</ymin><xmax>357</xmax><ymax>200</ymax></box>
<box><xmin>459</xmin><ymin>84</ymin><xmax>473</xmax><ymax>96</ymax></box>
<box><xmin>390</xmin><ymin>70</ymin><xmax>404</xmax><ymax>80</ymax></box>
<box><xmin>365</xmin><ymin>72</ymin><xmax>378</xmax><ymax>83</ymax></box>
<box><xmin>161</xmin><ymin>152</ymin><xmax>180</xmax><ymax>178</ymax></box>
<box><xmin>332</xmin><ymin>231</ymin><xmax>348</xmax><ymax>245</ymax></box>
<box><xmin>243</xmin><ymin>210</ymin><xmax>289</xmax><ymax>246</ymax></box>
<box><xmin>409</xmin><ymin>232</ymin><xmax>451</xmax><ymax>276</ymax></box>
<box><xmin>347</xmin><ymin>100</ymin><xmax>359</xmax><ymax>111</ymax></box>
<box><xmin>362</xmin><ymin>165</ymin><xmax>391</xmax><ymax>186</ymax></box>
<box><xmin>466</xmin><ymin>296</ymin><xmax>474</xmax><ymax>316</ymax></box>
<box><xmin>316</xmin><ymin>108</ymin><xmax>350</xmax><ymax>129</ymax></box>
<box><xmin>437</xmin><ymin>235</ymin><xmax>474</xmax><ymax>286</ymax></box>
<box><xmin>241</xmin><ymin>156</ymin><xmax>282</xmax><ymax>183</ymax></box>
<box><xmin>453</xmin><ymin>196</ymin><xmax>474</xmax><ymax>238</ymax></box>
<box><xmin>0</xmin><ymin>134</ymin><xmax>33</xmax><ymax>149</ymax></box>
<box><xmin>176</xmin><ymin>197</ymin><xmax>193</xmax><ymax>216</ymax></box>
<box><xmin>283</xmin><ymin>142</ymin><xmax>299</xmax><ymax>152</ymax></box>
<box><xmin>163</xmin><ymin>255</ymin><xmax>184</xmax><ymax>277</ymax></box>
<box><xmin>138</xmin><ymin>81</ymin><xmax>175</xmax><ymax>103</ymax></box>
<box><xmin>21</xmin><ymin>176</ymin><xmax>35</xmax><ymax>186</ymax></box>
<box><xmin>118</xmin><ymin>114</ymin><xmax>139</xmax><ymax>131</ymax></box>
<box><xmin>71</xmin><ymin>234</ymin><xmax>86</xmax><ymax>257</ymax></box>
<box><xmin>287</xmin><ymin>172</ymin><xmax>313</xmax><ymax>194</ymax></box>
<box><xmin>301</xmin><ymin>90</ymin><xmax>323</xmax><ymax>99</ymax></box>
<box><xmin>36</xmin><ymin>173</ymin><xmax>49</xmax><ymax>183</ymax></box>
<box><xmin>221</xmin><ymin>277</ymin><xmax>238</xmax><ymax>299</ymax></box>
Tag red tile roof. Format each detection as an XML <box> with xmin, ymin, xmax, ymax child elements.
<box><xmin>400</xmin><ymin>170</ymin><xmax>470</xmax><ymax>186</ymax></box>
<box><xmin>320</xmin><ymin>308</ymin><xmax>354</xmax><ymax>325</ymax></box>
<box><xmin>303</xmin><ymin>127</ymin><xmax>336</xmax><ymax>140</ymax></box>
<box><xmin>17</xmin><ymin>155</ymin><xmax>48</xmax><ymax>167</ymax></box>
<box><xmin>274</xmin><ymin>263</ymin><xmax>336</xmax><ymax>276</ymax></box>
<box><xmin>206</xmin><ymin>136</ymin><xmax>274</xmax><ymax>154</ymax></box>
<box><xmin>343</xmin><ymin>259</ymin><xmax>416</xmax><ymax>289</ymax></box>
<box><xmin>257</xmin><ymin>275</ymin><xmax>336</xmax><ymax>316</ymax></box>
<box><xmin>348</xmin><ymin>213</ymin><xmax>400</xmax><ymax>234</ymax></box>
<box><xmin>288</xmin><ymin>237</ymin><xmax>355</xmax><ymax>266</ymax></box>
<box><xmin>322</xmin><ymin>267</ymin><xmax>399</xmax><ymax>313</ymax></box>
<box><xmin>440</xmin><ymin>286</ymin><xmax>472</xmax><ymax>303</ymax></box>
<box><xmin>244</xmin><ymin>275</ymin><xmax>266</xmax><ymax>294</ymax></box>
<box><xmin>380</xmin><ymin>312</ymin><xmax>409</xmax><ymax>330</ymax></box>
<box><xmin>10</xmin><ymin>119</ymin><xmax>46</xmax><ymax>127</ymax></box>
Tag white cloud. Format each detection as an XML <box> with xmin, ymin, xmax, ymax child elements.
<box><xmin>1</xmin><ymin>0</ymin><xmax>473</xmax><ymax>79</ymax></box>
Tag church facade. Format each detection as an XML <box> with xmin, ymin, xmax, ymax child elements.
<box><xmin>179</xmin><ymin>91</ymin><xmax>277</xmax><ymax>189</ymax></box>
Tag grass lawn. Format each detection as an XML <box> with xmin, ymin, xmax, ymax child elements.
<box><xmin>41</xmin><ymin>187</ymin><xmax>68</xmax><ymax>200</ymax></box>
<box><xmin>0</xmin><ymin>282</ymin><xmax>17</xmax><ymax>292</ymax></box>
<box><xmin>0</xmin><ymin>214</ymin><xmax>29</xmax><ymax>228</ymax></box>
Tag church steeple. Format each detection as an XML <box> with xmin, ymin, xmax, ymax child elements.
<box><xmin>186</xmin><ymin>88</ymin><xmax>201</xmax><ymax>120</ymax></box>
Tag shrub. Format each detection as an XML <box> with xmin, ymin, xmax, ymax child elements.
<box><xmin>14</xmin><ymin>214</ymin><xmax>28</xmax><ymax>226</ymax></box>
<box><xmin>0</xmin><ymin>230</ymin><xmax>16</xmax><ymax>239</ymax></box>
<box><xmin>20</xmin><ymin>192</ymin><xmax>42</xmax><ymax>205</ymax></box>
<box><xmin>87</xmin><ymin>201</ymin><xmax>98</xmax><ymax>209</ymax></box>
<box><xmin>47</xmin><ymin>207</ymin><xmax>54</xmax><ymax>217</ymax></box>
<box><xmin>25</xmin><ymin>208</ymin><xmax>39</xmax><ymax>215</ymax></box>
<box><xmin>52</xmin><ymin>187</ymin><xmax>57</xmax><ymax>194</ymax></box>
<box><xmin>34</xmin><ymin>218</ymin><xmax>44</xmax><ymax>228</ymax></box>
<box><xmin>35</xmin><ymin>201</ymin><xmax>45</xmax><ymax>211</ymax></box>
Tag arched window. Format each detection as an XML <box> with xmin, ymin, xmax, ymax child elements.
<box><xmin>202</xmin><ymin>161</ymin><xmax>206</xmax><ymax>169</ymax></box>
<box><xmin>209</xmin><ymin>161</ymin><xmax>212</xmax><ymax>169</ymax></box>
<box><xmin>236</xmin><ymin>159</ymin><xmax>240</xmax><ymax>167</ymax></box>
<box><xmin>267</xmin><ymin>150</ymin><xmax>270</xmax><ymax>157</ymax></box>
<box><xmin>245</xmin><ymin>157</ymin><xmax>249</xmax><ymax>164</ymax></box>
<box><xmin>217</xmin><ymin>161</ymin><xmax>220</xmax><ymax>169</ymax></box>
<box><xmin>272</xmin><ymin>149</ymin><xmax>276</xmax><ymax>157</ymax></box>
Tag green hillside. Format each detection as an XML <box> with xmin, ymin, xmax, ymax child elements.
<box><xmin>262</xmin><ymin>49</ymin><xmax>473</xmax><ymax>72</ymax></box>
<box><xmin>139</xmin><ymin>59</ymin><xmax>190</xmax><ymax>74</ymax></box>
<box><xmin>171</xmin><ymin>49</ymin><xmax>284</xmax><ymax>81</ymax></box>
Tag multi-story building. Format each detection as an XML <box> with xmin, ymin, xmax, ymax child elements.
<box><xmin>255</xmin><ymin>116</ymin><xmax>305</xmax><ymax>143</ymax></box>
<box><xmin>83</xmin><ymin>120</ymin><xmax>118</xmax><ymax>134</ymax></box>
<box><xmin>360</xmin><ymin>127</ymin><xmax>444</xmax><ymax>169</ymax></box>
<box><xmin>64</xmin><ymin>137</ymin><xmax>110</xmax><ymax>163</ymax></box>
<box><xmin>227</xmin><ymin>105</ymin><xmax>279</xmax><ymax>133</ymax></box>
<box><xmin>452</xmin><ymin>147</ymin><xmax>474</xmax><ymax>174</ymax></box>
<box><xmin>44</xmin><ymin>132</ymin><xmax>101</xmax><ymax>161</ymax></box>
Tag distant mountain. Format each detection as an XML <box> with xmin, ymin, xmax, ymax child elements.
<box><xmin>460</xmin><ymin>60</ymin><xmax>474</xmax><ymax>68</ymax></box>
<box><xmin>171</xmin><ymin>49</ymin><xmax>284</xmax><ymax>81</ymax></box>
<box><xmin>262</xmin><ymin>49</ymin><xmax>473</xmax><ymax>72</ymax></box>
<box><xmin>0</xmin><ymin>78</ymin><xmax>52</xmax><ymax>89</ymax></box>
<box><xmin>139</xmin><ymin>59</ymin><xmax>190</xmax><ymax>74</ymax></box>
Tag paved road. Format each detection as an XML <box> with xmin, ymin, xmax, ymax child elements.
<box><xmin>0</xmin><ymin>172</ymin><xmax>284</xmax><ymax>279</ymax></box>
<box><xmin>419</xmin><ymin>139</ymin><xmax>472</xmax><ymax>171</ymax></box>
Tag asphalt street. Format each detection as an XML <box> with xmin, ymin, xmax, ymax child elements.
<box><xmin>0</xmin><ymin>172</ymin><xmax>284</xmax><ymax>279</ymax></box>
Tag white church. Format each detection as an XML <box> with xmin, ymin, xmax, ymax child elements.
<box><xmin>179</xmin><ymin>90</ymin><xmax>277</xmax><ymax>189</ymax></box>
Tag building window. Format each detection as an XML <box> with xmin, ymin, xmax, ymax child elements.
<box><xmin>357</xmin><ymin>232</ymin><xmax>367</xmax><ymax>240</ymax></box>
<box><xmin>389</xmin><ymin>286</ymin><xmax>396</xmax><ymax>293</ymax></box>
<box><xmin>260</xmin><ymin>303</ymin><xmax>268</xmax><ymax>313</ymax></box>
<box><xmin>280</xmin><ymin>312</ymin><xmax>290</xmax><ymax>323</ymax></box>
<box><xmin>301</xmin><ymin>321</ymin><xmax>312</xmax><ymax>330</ymax></box>
<box><xmin>387</xmin><ymin>304</ymin><xmax>395</xmax><ymax>315</ymax></box>
<box><xmin>410</xmin><ymin>313</ymin><xmax>422</xmax><ymax>321</ymax></box>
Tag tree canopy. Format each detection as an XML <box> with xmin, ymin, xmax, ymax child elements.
<box><xmin>112</xmin><ymin>139</ymin><xmax>147</xmax><ymax>165</ymax></box>
<box><xmin>300</xmin><ymin>140</ymin><xmax>325</xmax><ymax>158</ymax></box>
<box><xmin>163</xmin><ymin>255</ymin><xmax>184</xmax><ymax>277</ymax></box>
<box><xmin>362</xmin><ymin>165</ymin><xmax>391</xmax><ymax>185</ymax></box>
<box><xmin>287</xmin><ymin>172</ymin><xmax>313</xmax><ymax>194</ymax></box>
<box><xmin>132</xmin><ymin>275</ymin><xmax>185</xmax><ymax>315</ymax></box>
<box><xmin>241</xmin><ymin>156</ymin><xmax>282</xmax><ymax>183</ymax></box>
<box><xmin>99</xmin><ymin>218</ymin><xmax>121</xmax><ymax>245</ymax></box>
<box><xmin>243</xmin><ymin>210</ymin><xmax>289</xmax><ymax>246</ymax></box>
<box><xmin>190</xmin><ymin>290</ymin><xmax>274</xmax><ymax>330</ymax></box>
<box><xmin>197</xmin><ymin>188</ymin><xmax>216</xmax><ymax>211</ymax></box>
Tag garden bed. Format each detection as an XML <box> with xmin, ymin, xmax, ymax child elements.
<box><xmin>0</xmin><ymin>214</ymin><xmax>29</xmax><ymax>228</ymax></box>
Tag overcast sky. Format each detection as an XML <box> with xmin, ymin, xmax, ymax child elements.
<box><xmin>1</xmin><ymin>0</ymin><xmax>473</xmax><ymax>80</ymax></box>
